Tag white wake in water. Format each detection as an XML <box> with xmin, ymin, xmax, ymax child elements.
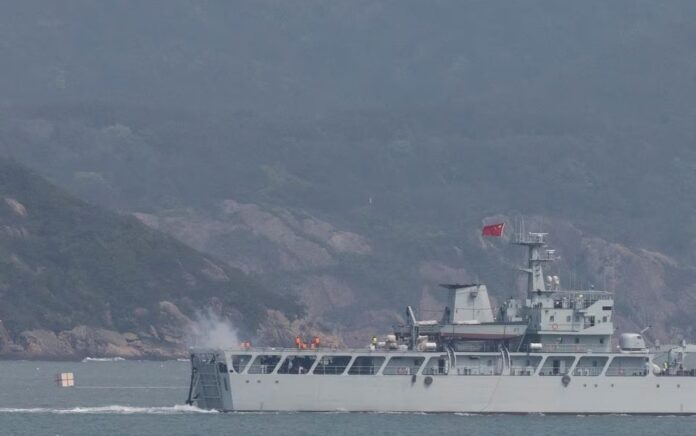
<box><xmin>0</xmin><ymin>404</ymin><xmax>218</xmax><ymax>414</ymax></box>
<box><xmin>82</xmin><ymin>357</ymin><xmax>126</xmax><ymax>362</ymax></box>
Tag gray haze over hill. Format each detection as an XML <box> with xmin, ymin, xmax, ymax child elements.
<box><xmin>2</xmin><ymin>1</ymin><xmax>696</xmax><ymax>350</ymax></box>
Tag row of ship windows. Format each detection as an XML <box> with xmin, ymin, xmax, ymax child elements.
<box><xmin>547</xmin><ymin>315</ymin><xmax>609</xmax><ymax>324</ymax></box>
<box><xmin>222</xmin><ymin>354</ymin><xmax>649</xmax><ymax>377</ymax></box>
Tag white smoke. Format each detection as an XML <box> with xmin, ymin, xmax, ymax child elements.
<box><xmin>188</xmin><ymin>310</ymin><xmax>241</xmax><ymax>349</ymax></box>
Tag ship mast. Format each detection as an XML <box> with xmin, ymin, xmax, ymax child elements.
<box><xmin>512</xmin><ymin>232</ymin><xmax>555</xmax><ymax>302</ymax></box>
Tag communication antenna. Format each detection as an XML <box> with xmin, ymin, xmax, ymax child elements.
<box><xmin>520</xmin><ymin>216</ymin><xmax>526</xmax><ymax>238</ymax></box>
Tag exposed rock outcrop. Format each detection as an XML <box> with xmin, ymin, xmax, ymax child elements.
<box><xmin>6</xmin><ymin>323</ymin><xmax>187</xmax><ymax>359</ymax></box>
<box><xmin>1</xmin><ymin>301</ymin><xmax>206</xmax><ymax>359</ymax></box>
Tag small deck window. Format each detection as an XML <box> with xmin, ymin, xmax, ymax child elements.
<box><xmin>383</xmin><ymin>356</ymin><xmax>425</xmax><ymax>375</ymax></box>
<box><xmin>348</xmin><ymin>356</ymin><xmax>385</xmax><ymax>375</ymax></box>
<box><xmin>247</xmin><ymin>355</ymin><xmax>281</xmax><ymax>374</ymax></box>
<box><xmin>510</xmin><ymin>356</ymin><xmax>541</xmax><ymax>376</ymax></box>
<box><xmin>539</xmin><ymin>356</ymin><xmax>575</xmax><ymax>376</ymax></box>
<box><xmin>313</xmin><ymin>356</ymin><xmax>352</xmax><ymax>375</ymax></box>
<box><xmin>573</xmin><ymin>356</ymin><xmax>608</xmax><ymax>376</ymax></box>
<box><xmin>453</xmin><ymin>354</ymin><xmax>501</xmax><ymax>376</ymax></box>
<box><xmin>230</xmin><ymin>354</ymin><xmax>252</xmax><ymax>373</ymax></box>
<box><xmin>278</xmin><ymin>355</ymin><xmax>317</xmax><ymax>374</ymax></box>
<box><xmin>606</xmin><ymin>356</ymin><xmax>648</xmax><ymax>377</ymax></box>
<box><xmin>423</xmin><ymin>356</ymin><xmax>449</xmax><ymax>375</ymax></box>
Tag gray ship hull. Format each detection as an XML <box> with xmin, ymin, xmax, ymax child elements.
<box><xmin>188</xmin><ymin>349</ymin><xmax>696</xmax><ymax>414</ymax></box>
<box><xmin>224</xmin><ymin>375</ymin><xmax>695</xmax><ymax>414</ymax></box>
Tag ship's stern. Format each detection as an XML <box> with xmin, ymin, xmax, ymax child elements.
<box><xmin>186</xmin><ymin>349</ymin><xmax>234</xmax><ymax>411</ymax></box>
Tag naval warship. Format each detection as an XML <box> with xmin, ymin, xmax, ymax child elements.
<box><xmin>186</xmin><ymin>229</ymin><xmax>696</xmax><ymax>413</ymax></box>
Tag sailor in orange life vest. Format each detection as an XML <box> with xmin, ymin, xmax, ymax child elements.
<box><xmin>295</xmin><ymin>335</ymin><xmax>321</xmax><ymax>349</ymax></box>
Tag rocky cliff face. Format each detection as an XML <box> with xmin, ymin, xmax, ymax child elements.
<box><xmin>134</xmin><ymin>205</ymin><xmax>696</xmax><ymax>349</ymax></box>
<box><xmin>2</xmin><ymin>180</ymin><xmax>692</xmax><ymax>359</ymax></box>
<box><xmin>133</xmin><ymin>201</ymin><xmax>374</xmax><ymax>346</ymax></box>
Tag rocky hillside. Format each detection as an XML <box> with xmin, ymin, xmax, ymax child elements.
<box><xmin>0</xmin><ymin>158</ymin><xmax>300</xmax><ymax>358</ymax></box>
<box><xmin>134</xmin><ymin>204</ymin><xmax>696</xmax><ymax>345</ymax></box>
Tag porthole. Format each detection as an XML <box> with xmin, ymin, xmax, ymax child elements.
<box><xmin>656</xmin><ymin>384</ymin><xmax>660</xmax><ymax>388</ymax></box>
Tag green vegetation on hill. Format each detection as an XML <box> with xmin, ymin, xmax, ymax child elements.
<box><xmin>0</xmin><ymin>158</ymin><xmax>299</xmax><ymax>337</ymax></box>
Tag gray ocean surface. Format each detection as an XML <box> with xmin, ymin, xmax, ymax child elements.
<box><xmin>0</xmin><ymin>360</ymin><xmax>695</xmax><ymax>436</ymax></box>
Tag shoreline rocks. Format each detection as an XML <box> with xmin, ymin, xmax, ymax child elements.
<box><xmin>3</xmin><ymin>325</ymin><xmax>188</xmax><ymax>360</ymax></box>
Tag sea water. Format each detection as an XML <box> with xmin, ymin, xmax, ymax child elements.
<box><xmin>0</xmin><ymin>360</ymin><xmax>694</xmax><ymax>436</ymax></box>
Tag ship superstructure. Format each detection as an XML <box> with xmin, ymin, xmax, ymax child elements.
<box><xmin>187</xmin><ymin>231</ymin><xmax>696</xmax><ymax>413</ymax></box>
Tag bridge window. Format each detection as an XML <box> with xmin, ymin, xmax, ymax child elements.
<box><xmin>573</xmin><ymin>356</ymin><xmax>608</xmax><ymax>376</ymax></box>
<box><xmin>313</xmin><ymin>356</ymin><xmax>351</xmax><ymax>375</ymax></box>
<box><xmin>348</xmin><ymin>356</ymin><xmax>385</xmax><ymax>375</ymax></box>
<box><xmin>247</xmin><ymin>355</ymin><xmax>281</xmax><ymax>374</ymax></box>
<box><xmin>278</xmin><ymin>355</ymin><xmax>317</xmax><ymax>374</ymax></box>
<box><xmin>383</xmin><ymin>356</ymin><xmax>425</xmax><ymax>375</ymax></box>
<box><xmin>230</xmin><ymin>354</ymin><xmax>252</xmax><ymax>373</ymax></box>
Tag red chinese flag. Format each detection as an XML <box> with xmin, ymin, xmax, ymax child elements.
<box><xmin>482</xmin><ymin>223</ymin><xmax>505</xmax><ymax>237</ymax></box>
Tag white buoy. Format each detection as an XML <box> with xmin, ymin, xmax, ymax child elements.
<box><xmin>56</xmin><ymin>372</ymin><xmax>75</xmax><ymax>387</ymax></box>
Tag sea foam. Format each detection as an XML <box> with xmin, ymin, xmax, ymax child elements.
<box><xmin>82</xmin><ymin>357</ymin><xmax>126</xmax><ymax>362</ymax></box>
<box><xmin>0</xmin><ymin>404</ymin><xmax>218</xmax><ymax>414</ymax></box>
